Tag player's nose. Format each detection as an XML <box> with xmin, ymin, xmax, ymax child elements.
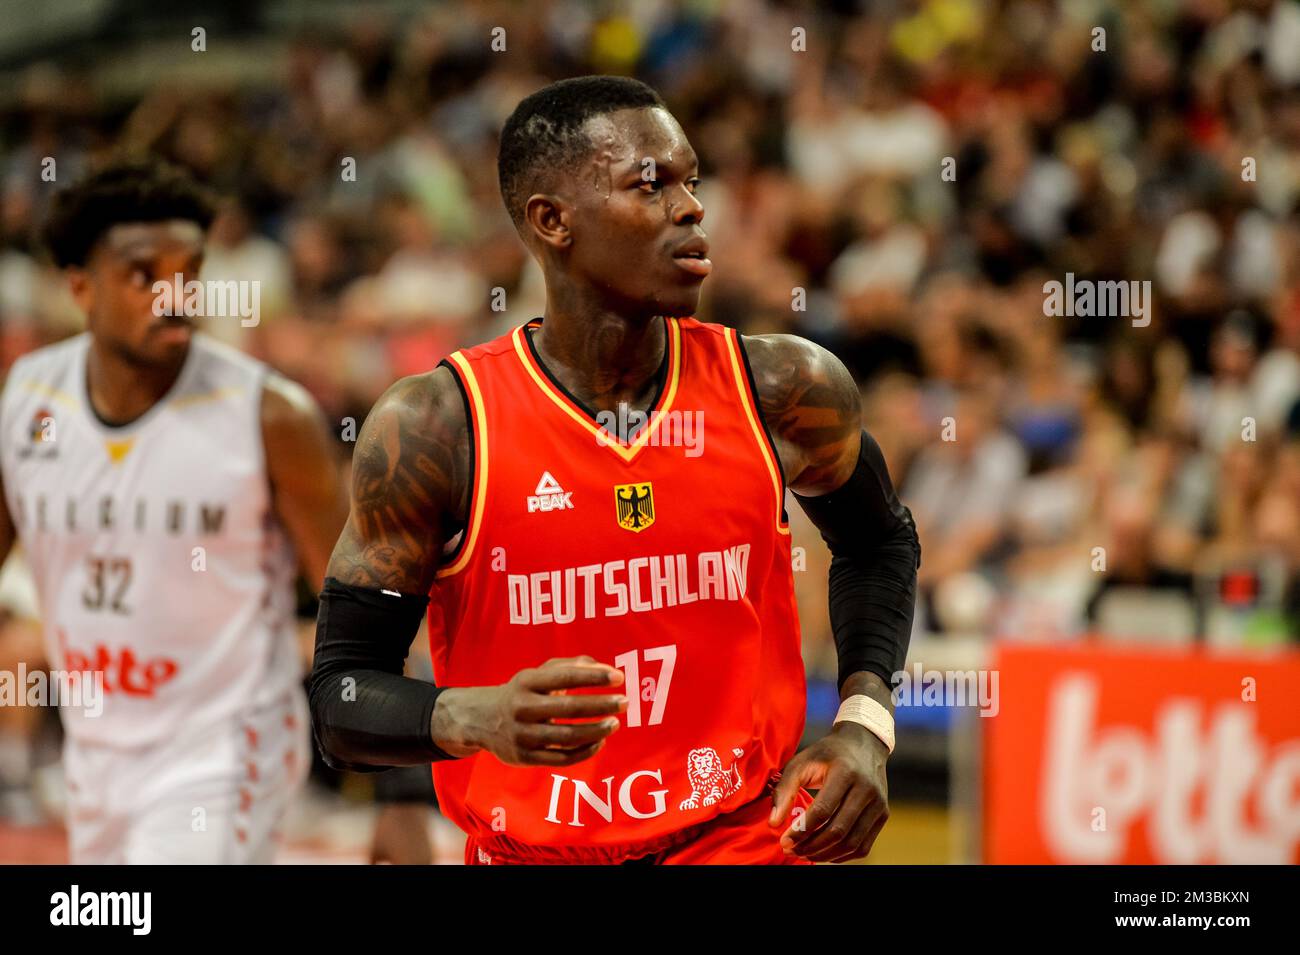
<box><xmin>672</xmin><ymin>185</ymin><xmax>704</xmax><ymax>226</ymax></box>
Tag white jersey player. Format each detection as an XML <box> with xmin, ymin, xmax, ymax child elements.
<box><xmin>0</xmin><ymin>160</ymin><xmax>346</xmax><ymax>863</ymax></box>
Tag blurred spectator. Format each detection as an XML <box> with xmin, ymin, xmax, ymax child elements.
<box><xmin>0</xmin><ymin>0</ymin><xmax>1295</xmax><ymax>691</ymax></box>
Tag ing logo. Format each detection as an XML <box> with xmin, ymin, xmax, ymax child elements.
<box><xmin>614</xmin><ymin>482</ymin><xmax>655</xmax><ymax>533</ymax></box>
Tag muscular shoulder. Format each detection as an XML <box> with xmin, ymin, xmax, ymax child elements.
<box><xmin>359</xmin><ymin>368</ymin><xmax>469</xmax><ymax>504</ymax></box>
<box><xmin>741</xmin><ymin>334</ymin><xmax>862</xmax><ymax>496</ymax></box>
<box><xmin>258</xmin><ymin>373</ymin><xmax>340</xmax><ymax>506</ymax></box>
<box><xmin>326</xmin><ymin>367</ymin><xmax>469</xmax><ymax>592</ymax></box>
<box><xmin>366</xmin><ymin>366</ymin><xmax>467</xmax><ymax>441</ymax></box>
<box><xmin>261</xmin><ymin>373</ymin><xmax>324</xmax><ymax>438</ymax></box>
<box><xmin>1</xmin><ymin>335</ymin><xmax>86</xmax><ymax>407</ymax></box>
<box><xmin>259</xmin><ymin>365</ymin><xmax>466</xmax><ymax>463</ymax></box>
<box><xmin>272</xmin><ymin>366</ymin><xmax>467</xmax><ymax>477</ymax></box>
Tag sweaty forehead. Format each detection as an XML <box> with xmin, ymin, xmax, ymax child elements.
<box><xmin>581</xmin><ymin>107</ymin><xmax>695</xmax><ymax>170</ymax></box>
<box><xmin>98</xmin><ymin>220</ymin><xmax>206</xmax><ymax>260</ymax></box>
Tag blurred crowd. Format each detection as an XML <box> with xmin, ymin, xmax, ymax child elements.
<box><xmin>1</xmin><ymin>0</ymin><xmax>1298</xmax><ymax>671</ymax></box>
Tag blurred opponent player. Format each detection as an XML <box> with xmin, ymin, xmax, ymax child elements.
<box><xmin>311</xmin><ymin>77</ymin><xmax>921</xmax><ymax>864</ymax></box>
<box><xmin>0</xmin><ymin>159</ymin><xmax>345</xmax><ymax>863</ymax></box>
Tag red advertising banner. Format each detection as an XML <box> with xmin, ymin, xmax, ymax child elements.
<box><xmin>984</xmin><ymin>643</ymin><xmax>1300</xmax><ymax>864</ymax></box>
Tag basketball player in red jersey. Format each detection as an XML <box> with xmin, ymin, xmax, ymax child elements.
<box><xmin>311</xmin><ymin>77</ymin><xmax>921</xmax><ymax>864</ymax></box>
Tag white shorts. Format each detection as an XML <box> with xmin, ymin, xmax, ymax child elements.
<box><xmin>62</xmin><ymin>688</ymin><xmax>310</xmax><ymax>864</ymax></box>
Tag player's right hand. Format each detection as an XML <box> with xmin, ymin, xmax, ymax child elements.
<box><xmin>435</xmin><ymin>656</ymin><xmax>627</xmax><ymax>766</ymax></box>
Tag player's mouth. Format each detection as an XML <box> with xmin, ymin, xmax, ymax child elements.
<box><xmin>153</xmin><ymin>315</ymin><xmax>194</xmax><ymax>341</ymax></box>
<box><xmin>671</xmin><ymin>237</ymin><xmax>712</xmax><ymax>278</ymax></box>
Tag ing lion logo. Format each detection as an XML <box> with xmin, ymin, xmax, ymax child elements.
<box><xmin>679</xmin><ymin>746</ymin><xmax>744</xmax><ymax>810</ymax></box>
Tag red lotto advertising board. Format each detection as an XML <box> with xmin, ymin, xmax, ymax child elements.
<box><xmin>984</xmin><ymin>643</ymin><xmax>1300</xmax><ymax>864</ymax></box>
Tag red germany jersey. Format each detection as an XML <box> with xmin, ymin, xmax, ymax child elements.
<box><xmin>427</xmin><ymin>316</ymin><xmax>804</xmax><ymax>863</ymax></box>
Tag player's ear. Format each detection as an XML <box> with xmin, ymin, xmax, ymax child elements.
<box><xmin>523</xmin><ymin>194</ymin><xmax>572</xmax><ymax>251</ymax></box>
<box><xmin>65</xmin><ymin>267</ymin><xmax>94</xmax><ymax>314</ymax></box>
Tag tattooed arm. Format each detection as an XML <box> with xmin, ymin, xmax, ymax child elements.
<box><xmin>742</xmin><ymin>335</ymin><xmax>863</xmax><ymax>495</ymax></box>
<box><xmin>744</xmin><ymin>334</ymin><xmax>920</xmax><ymax>862</ymax></box>
<box><xmin>309</xmin><ymin>368</ymin><xmax>627</xmax><ymax>770</ymax></box>
<box><xmin>326</xmin><ymin>368</ymin><xmax>468</xmax><ymax>595</ymax></box>
<box><xmin>744</xmin><ymin>334</ymin><xmax>918</xmax><ymax>689</ymax></box>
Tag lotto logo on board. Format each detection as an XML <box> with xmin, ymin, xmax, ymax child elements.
<box><xmin>984</xmin><ymin>644</ymin><xmax>1300</xmax><ymax>864</ymax></box>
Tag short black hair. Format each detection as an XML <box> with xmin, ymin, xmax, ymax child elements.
<box><xmin>41</xmin><ymin>157</ymin><xmax>217</xmax><ymax>267</ymax></box>
<box><xmin>498</xmin><ymin>75</ymin><xmax>665</xmax><ymax>229</ymax></box>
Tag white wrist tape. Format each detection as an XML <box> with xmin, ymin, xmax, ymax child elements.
<box><xmin>834</xmin><ymin>694</ymin><xmax>896</xmax><ymax>754</ymax></box>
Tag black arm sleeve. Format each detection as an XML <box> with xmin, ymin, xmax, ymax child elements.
<box><xmin>792</xmin><ymin>429</ymin><xmax>921</xmax><ymax>691</ymax></box>
<box><xmin>307</xmin><ymin>577</ymin><xmax>457</xmax><ymax>773</ymax></box>
<box><xmin>372</xmin><ymin>764</ymin><xmax>439</xmax><ymax>804</ymax></box>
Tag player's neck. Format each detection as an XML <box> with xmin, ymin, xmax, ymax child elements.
<box><xmin>85</xmin><ymin>338</ymin><xmax>189</xmax><ymax>427</ymax></box>
<box><xmin>532</xmin><ymin>303</ymin><xmax>666</xmax><ymax>415</ymax></box>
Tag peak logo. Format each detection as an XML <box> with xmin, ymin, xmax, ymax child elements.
<box><xmin>527</xmin><ymin>472</ymin><xmax>573</xmax><ymax>513</ymax></box>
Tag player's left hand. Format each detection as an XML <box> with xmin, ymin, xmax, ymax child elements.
<box><xmin>769</xmin><ymin>721</ymin><xmax>889</xmax><ymax>863</ymax></box>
